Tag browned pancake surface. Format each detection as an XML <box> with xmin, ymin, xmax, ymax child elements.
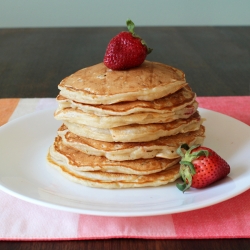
<box><xmin>59</xmin><ymin>61</ymin><xmax>185</xmax><ymax>96</ymax></box>
<box><xmin>47</xmin><ymin>153</ymin><xmax>181</xmax><ymax>188</ymax></box>
<box><xmin>56</xmin><ymin>86</ymin><xmax>195</xmax><ymax>114</ymax></box>
<box><xmin>51</xmin><ymin>136</ymin><xmax>180</xmax><ymax>175</ymax></box>
<box><xmin>59</xmin><ymin>124</ymin><xmax>205</xmax><ymax>152</ymax></box>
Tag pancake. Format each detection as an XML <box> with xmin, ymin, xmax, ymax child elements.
<box><xmin>58</xmin><ymin>124</ymin><xmax>205</xmax><ymax>161</ymax></box>
<box><xmin>63</xmin><ymin>111</ymin><xmax>203</xmax><ymax>142</ymax></box>
<box><xmin>47</xmin><ymin>153</ymin><xmax>181</xmax><ymax>189</ymax></box>
<box><xmin>47</xmin><ymin>60</ymin><xmax>205</xmax><ymax>189</ymax></box>
<box><xmin>49</xmin><ymin>136</ymin><xmax>180</xmax><ymax>175</ymax></box>
<box><xmin>54</xmin><ymin>101</ymin><xmax>198</xmax><ymax>128</ymax></box>
<box><xmin>58</xmin><ymin>61</ymin><xmax>187</xmax><ymax>105</ymax></box>
<box><xmin>56</xmin><ymin>86</ymin><xmax>196</xmax><ymax>116</ymax></box>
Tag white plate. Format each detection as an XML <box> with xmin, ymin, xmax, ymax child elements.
<box><xmin>0</xmin><ymin>108</ymin><xmax>249</xmax><ymax>217</ymax></box>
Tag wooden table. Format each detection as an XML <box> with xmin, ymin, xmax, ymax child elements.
<box><xmin>0</xmin><ymin>26</ymin><xmax>249</xmax><ymax>249</ymax></box>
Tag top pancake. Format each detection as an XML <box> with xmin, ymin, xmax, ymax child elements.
<box><xmin>58</xmin><ymin>61</ymin><xmax>187</xmax><ymax>104</ymax></box>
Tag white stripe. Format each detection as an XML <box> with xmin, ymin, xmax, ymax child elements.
<box><xmin>9</xmin><ymin>98</ymin><xmax>58</xmax><ymax>121</ymax></box>
<box><xmin>9</xmin><ymin>98</ymin><xmax>40</xmax><ymax>121</ymax></box>
<box><xmin>36</xmin><ymin>98</ymin><xmax>57</xmax><ymax>112</ymax></box>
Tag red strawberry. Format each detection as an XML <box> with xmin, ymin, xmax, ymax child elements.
<box><xmin>103</xmin><ymin>19</ymin><xmax>152</xmax><ymax>70</ymax></box>
<box><xmin>176</xmin><ymin>144</ymin><xmax>230</xmax><ymax>192</ymax></box>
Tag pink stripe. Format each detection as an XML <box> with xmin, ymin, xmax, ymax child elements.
<box><xmin>197</xmin><ymin>96</ymin><xmax>250</xmax><ymax>125</ymax></box>
<box><xmin>172</xmin><ymin>190</ymin><xmax>250</xmax><ymax>238</ymax></box>
<box><xmin>0</xmin><ymin>192</ymin><xmax>79</xmax><ymax>240</ymax></box>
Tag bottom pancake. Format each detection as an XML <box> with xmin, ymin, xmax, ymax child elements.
<box><xmin>47</xmin><ymin>152</ymin><xmax>180</xmax><ymax>189</ymax></box>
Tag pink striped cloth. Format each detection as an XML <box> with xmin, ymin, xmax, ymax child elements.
<box><xmin>0</xmin><ymin>96</ymin><xmax>249</xmax><ymax>240</ymax></box>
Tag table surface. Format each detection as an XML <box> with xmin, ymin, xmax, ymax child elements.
<box><xmin>0</xmin><ymin>26</ymin><xmax>250</xmax><ymax>249</ymax></box>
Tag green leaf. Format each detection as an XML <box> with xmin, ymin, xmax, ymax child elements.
<box><xmin>126</xmin><ymin>19</ymin><xmax>135</xmax><ymax>35</ymax></box>
<box><xmin>176</xmin><ymin>182</ymin><xmax>187</xmax><ymax>192</ymax></box>
<box><xmin>176</xmin><ymin>162</ymin><xmax>196</xmax><ymax>192</ymax></box>
<box><xmin>186</xmin><ymin>144</ymin><xmax>200</xmax><ymax>155</ymax></box>
<box><xmin>191</xmin><ymin>149</ymin><xmax>209</xmax><ymax>158</ymax></box>
<box><xmin>180</xmin><ymin>161</ymin><xmax>196</xmax><ymax>175</ymax></box>
<box><xmin>176</xmin><ymin>145</ymin><xmax>185</xmax><ymax>158</ymax></box>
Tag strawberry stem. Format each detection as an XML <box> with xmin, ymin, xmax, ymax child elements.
<box><xmin>126</xmin><ymin>19</ymin><xmax>135</xmax><ymax>35</ymax></box>
<box><xmin>126</xmin><ymin>19</ymin><xmax>153</xmax><ymax>55</ymax></box>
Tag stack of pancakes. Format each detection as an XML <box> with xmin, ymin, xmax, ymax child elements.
<box><xmin>47</xmin><ymin>61</ymin><xmax>205</xmax><ymax>188</ymax></box>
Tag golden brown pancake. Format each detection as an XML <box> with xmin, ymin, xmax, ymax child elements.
<box><xmin>58</xmin><ymin>61</ymin><xmax>187</xmax><ymax>104</ymax></box>
<box><xmin>47</xmin><ymin>152</ymin><xmax>181</xmax><ymax>189</ymax></box>
<box><xmin>58</xmin><ymin>124</ymin><xmax>205</xmax><ymax>161</ymax></box>
<box><xmin>54</xmin><ymin>85</ymin><xmax>198</xmax><ymax>128</ymax></box>
<box><xmin>54</xmin><ymin>101</ymin><xmax>198</xmax><ymax>128</ymax></box>
<box><xmin>63</xmin><ymin>111</ymin><xmax>203</xmax><ymax>142</ymax></box>
<box><xmin>49</xmin><ymin>136</ymin><xmax>180</xmax><ymax>175</ymax></box>
<box><xmin>56</xmin><ymin>86</ymin><xmax>196</xmax><ymax>116</ymax></box>
<box><xmin>47</xmin><ymin>60</ymin><xmax>205</xmax><ymax>189</ymax></box>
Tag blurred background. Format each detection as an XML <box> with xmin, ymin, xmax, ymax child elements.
<box><xmin>1</xmin><ymin>0</ymin><xmax>250</xmax><ymax>28</ymax></box>
<box><xmin>1</xmin><ymin>0</ymin><xmax>249</xmax><ymax>97</ymax></box>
